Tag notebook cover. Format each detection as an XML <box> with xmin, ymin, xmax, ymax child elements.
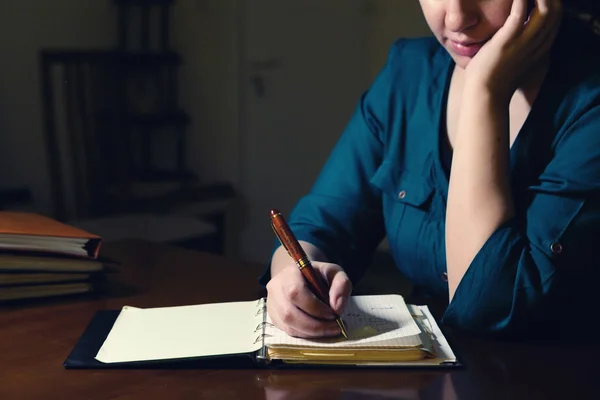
<box><xmin>0</xmin><ymin>212</ymin><xmax>102</xmax><ymax>258</ymax></box>
<box><xmin>63</xmin><ymin>310</ymin><xmax>259</xmax><ymax>369</ymax></box>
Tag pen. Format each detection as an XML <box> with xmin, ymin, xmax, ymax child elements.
<box><xmin>269</xmin><ymin>208</ymin><xmax>348</xmax><ymax>339</ymax></box>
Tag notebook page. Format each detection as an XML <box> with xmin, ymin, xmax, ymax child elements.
<box><xmin>409</xmin><ymin>305</ymin><xmax>457</xmax><ymax>363</ymax></box>
<box><xmin>265</xmin><ymin>294</ymin><xmax>422</xmax><ymax>348</ymax></box>
<box><xmin>95</xmin><ymin>300</ymin><xmax>263</xmax><ymax>363</ymax></box>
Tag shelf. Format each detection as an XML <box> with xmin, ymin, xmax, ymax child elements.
<box><xmin>114</xmin><ymin>0</ymin><xmax>175</xmax><ymax>5</ymax></box>
<box><xmin>40</xmin><ymin>50</ymin><xmax>182</xmax><ymax>66</ymax></box>
<box><xmin>94</xmin><ymin>110</ymin><xmax>190</xmax><ymax>128</ymax></box>
<box><xmin>128</xmin><ymin>110</ymin><xmax>190</xmax><ymax>127</ymax></box>
<box><xmin>134</xmin><ymin>168</ymin><xmax>198</xmax><ymax>182</ymax></box>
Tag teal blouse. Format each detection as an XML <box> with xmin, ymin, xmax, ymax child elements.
<box><xmin>260</xmin><ymin>19</ymin><xmax>600</xmax><ymax>339</ymax></box>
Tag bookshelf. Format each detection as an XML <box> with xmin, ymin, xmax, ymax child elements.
<box><xmin>39</xmin><ymin>0</ymin><xmax>237</xmax><ymax>255</ymax></box>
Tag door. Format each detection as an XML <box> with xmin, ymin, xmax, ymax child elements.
<box><xmin>238</xmin><ymin>0</ymin><xmax>370</xmax><ymax>263</ymax></box>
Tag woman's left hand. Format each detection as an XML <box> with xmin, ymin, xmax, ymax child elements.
<box><xmin>464</xmin><ymin>0</ymin><xmax>563</xmax><ymax>101</ymax></box>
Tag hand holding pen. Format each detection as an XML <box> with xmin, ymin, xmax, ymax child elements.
<box><xmin>267</xmin><ymin>209</ymin><xmax>350</xmax><ymax>339</ymax></box>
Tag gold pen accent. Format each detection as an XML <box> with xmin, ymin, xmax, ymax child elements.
<box><xmin>336</xmin><ymin>317</ymin><xmax>349</xmax><ymax>339</ymax></box>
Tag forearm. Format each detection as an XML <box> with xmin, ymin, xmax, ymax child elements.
<box><xmin>446</xmin><ymin>87</ymin><xmax>515</xmax><ymax>300</ymax></box>
<box><xmin>270</xmin><ymin>240</ymin><xmax>330</xmax><ymax>278</ymax></box>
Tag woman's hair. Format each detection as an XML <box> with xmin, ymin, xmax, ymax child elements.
<box><xmin>565</xmin><ymin>0</ymin><xmax>600</xmax><ymax>36</ymax></box>
<box><xmin>566</xmin><ymin>0</ymin><xmax>599</xmax><ymax>13</ymax></box>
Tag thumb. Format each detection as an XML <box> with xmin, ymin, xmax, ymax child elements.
<box><xmin>328</xmin><ymin>269</ymin><xmax>352</xmax><ymax>314</ymax></box>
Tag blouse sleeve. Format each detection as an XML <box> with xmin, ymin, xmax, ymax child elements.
<box><xmin>443</xmin><ymin>101</ymin><xmax>600</xmax><ymax>337</ymax></box>
<box><xmin>258</xmin><ymin>41</ymin><xmax>406</xmax><ymax>286</ymax></box>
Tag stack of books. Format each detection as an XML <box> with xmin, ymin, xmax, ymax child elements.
<box><xmin>0</xmin><ymin>211</ymin><xmax>105</xmax><ymax>302</ymax></box>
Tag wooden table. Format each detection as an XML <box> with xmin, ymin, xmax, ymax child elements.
<box><xmin>1</xmin><ymin>240</ymin><xmax>598</xmax><ymax>399</ymax></box>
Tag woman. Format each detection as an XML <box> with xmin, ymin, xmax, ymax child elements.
<box><xmin>260</xmin><ymin>0</ymin><xmax>600</xmax><ymax>340</ymax></box>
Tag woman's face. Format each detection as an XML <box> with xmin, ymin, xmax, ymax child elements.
<box><xmin>419</xmin><ymin>0</ymin><xmax>515</xmax><ymax>68</ymax></box>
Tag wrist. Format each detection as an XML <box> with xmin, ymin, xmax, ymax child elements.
<box><xmin>454</xmin><ymin>83</ymin><xmax>511</xmax><ymax>149</ymax></box>
<box><xmin>462</xmin><ymin>78</ymin><xmax>513</xmax><ymax>107</ymax></box>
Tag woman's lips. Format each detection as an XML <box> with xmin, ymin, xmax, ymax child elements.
<box><xmin>449</xmin><ymin>40</ymin><xmax>485</xmax><ymax>58</ymax></box>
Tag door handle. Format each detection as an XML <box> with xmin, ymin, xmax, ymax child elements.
<box><xmin>251</xmin><ymin>74</ymin><xmax>266</xmax><ymax>98</ymax></box>
<box><xmin>251</xmin><ymin>57</ymin><xmax>282</xmax><ymax>71</ymax></box>
<box><xmin>249</xmin><ymin>58</ymin><xmax>282</xmax><ymax>98</ymax></box>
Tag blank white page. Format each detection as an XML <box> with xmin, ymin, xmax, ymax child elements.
<box><xmin>265</xmin><ymin>294</ymin><xmax>423</xmax><ymax>348</ymax></box>
<box><xmin>95</xmin><ymin>300</ymin><xmax>263</xmax><ymax>363</ymax></box>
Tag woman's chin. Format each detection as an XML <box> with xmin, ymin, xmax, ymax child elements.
<box><xmin>450</xmin><ymin>54</ymin><xmax>471</xmax><ymax>70</ymax></box>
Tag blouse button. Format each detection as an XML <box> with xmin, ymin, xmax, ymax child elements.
<box><xmin>550</xmin><ymin>242</ymin><xmax>563</xmax><ymax>254</ymax></box>
<box><xmin>442</xmin><ymin>272</ymin><xmax>448</xmax><ymax>282</ymax></box>
<box><xmin>398</xmin><ymin>190</ymin><xmax>407</xmax><ymax>199</ymax></box>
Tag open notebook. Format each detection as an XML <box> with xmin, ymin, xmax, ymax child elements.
<box><xmin>89</xmin><ymin>294</ymin><xmax>457</xmax><ymax>367</ymax></box>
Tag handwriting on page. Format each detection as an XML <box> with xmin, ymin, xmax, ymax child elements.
<box><xmin>264</xmin><ymin>294</ymin><xmax>422</xmax><ymax>348</ymax></box>
<box><xmin>342</xmin><ymin>299</ymin><xmax>405</xmax><ymax>339</ymax></box>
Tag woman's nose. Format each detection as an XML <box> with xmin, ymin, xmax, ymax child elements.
<box><xmin>445</xmin><ymin>0</ymin><xmax>479</xmax><ymax>33</ymax></box>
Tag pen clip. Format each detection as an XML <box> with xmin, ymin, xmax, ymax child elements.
<box><xmin>271</xmin><ymin>221</ymin><xmax>292</xmax><ymax>258</ymax></box>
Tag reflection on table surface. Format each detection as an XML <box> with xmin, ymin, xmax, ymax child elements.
<box><xmin>257</xmin><ymin>370</ymin><xmax>454</xmax><ymax>400</ymax></box>
<box><xmin>253</xmin><ymin>331</ymin><xmax>600</xmax><ymax>400</ymax></box>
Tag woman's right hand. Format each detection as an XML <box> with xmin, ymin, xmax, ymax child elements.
<box><xmin>266</xmin><ymin>261</ymin><xmax>352</xmax><ymax>338</ymax></box>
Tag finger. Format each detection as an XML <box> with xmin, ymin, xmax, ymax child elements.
<box><xmin>327</xmin><ymin>271</ymin><xmax>352</xmax><ymax>314</ymax></box>
<box><xmin>283</xmin><ymin>273</ymin><xmax>336</xmax><ymax>320</ymax></box>
<box><xmin>497</xmin><ymin>0</ymin><xmax>529</xmax><ymax>42</ymax></box>
<box><xmin>511</xmin><ymin>0</ymin><xmax>529</xmax><ymax>22</ymax></box>
<box><xmin>521</xmin><ymin>0</ymin><xmax>561</xmax><ymax>40</ymax></box>
<box><xmin>319</xmin><ymin>263</ymin><xmax>351</xmax><ymax>310</ymax></box>
<box><xmin>270</xmin><ymin>302</ymin><xmax>341</xmax><ymax>338</ymax></box>
<box><xmin>521</xmin><ymin>0</ymin><xmax>562</xmax><ymax>56</ymax></box>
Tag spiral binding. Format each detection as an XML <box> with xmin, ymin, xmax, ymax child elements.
<box><xmin>254</xmin><ymin>321</ymin><xmax>274</xmax><ymax>333</ymax></box>
<box><xmin>254</xmin><ymin>298</ymin><xmax>272</xmax><ymax>359</ymax></box>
